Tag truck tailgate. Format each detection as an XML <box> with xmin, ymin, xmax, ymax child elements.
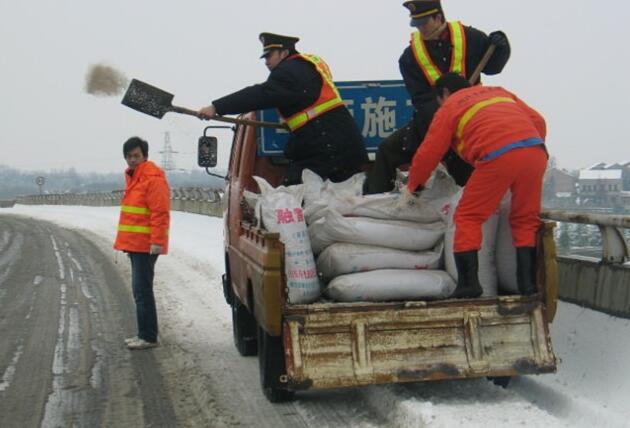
<box><xmin>283</xmin><ymin>296</ymin><xmax>556</xmax><ymax>390</ymax></box>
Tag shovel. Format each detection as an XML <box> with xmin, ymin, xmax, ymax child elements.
<box><xmin>121</xmin><ymin>79</ymin><xmax>287</xmax><ymax>129</ymax></box>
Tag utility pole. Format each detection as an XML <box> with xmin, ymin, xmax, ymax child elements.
<box><xmin>159</xmin><ymin>131</ymin><xmax>178</xmax><ymax>171</ymax></box>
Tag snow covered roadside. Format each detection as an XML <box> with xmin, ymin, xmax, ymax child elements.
<box><xmin>3</xmin><ymin>204</ymin><xmax>630</xmax><ymax>427</ymax></box>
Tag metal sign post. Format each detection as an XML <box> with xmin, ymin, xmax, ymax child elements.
<box><xmin>35</xmin><ymin>176</ymin><xmax>45</xmax><ymax>195</ymax></box>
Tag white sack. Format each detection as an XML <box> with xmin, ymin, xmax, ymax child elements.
<box><xmin>305</xmin><ymin>192</ymin><xmax>443</xmax><ymax>225</ymax></box>
<box><xmin>316</xmin><ymin>242</ymin><xmax>443</xmax><ymax>282</ymax></box>
<box><xmin>301</xmin><ymin>169</ymin><xmax>365</xmax><ymax>209</ymax></box>
<box><xmin>309</xmin><ymin>209</ymin><xmax>445</xmax><ymax>255</ymax></box>
<box><xmin>325</xmin><ymin>269</ymin><xmax>456</xmax><ymax>302</ymax></box>
<box><xmin>495</xmin><ymin>193</ymin><xmax>519</xmax><ymax>294</ymax></box>
<box><xmin>253</xmin><ymin>176</ymin><xmax>321</xmax><ymax>304</ymax></box>
<box><xmin>443</xmin><ymin>190</ymin><xmax>499</xmax><ymax>297</ymax></box>
<box><xmin>305</xmin><ymin>166</ymin><xmax>460</xmax><ymax>225</ymax></box>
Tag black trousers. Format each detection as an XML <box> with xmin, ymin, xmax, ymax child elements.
<box><xmin>364</xmin><ymin>120</ymin><xmax>474</xmax><ymax>194</ymax></box>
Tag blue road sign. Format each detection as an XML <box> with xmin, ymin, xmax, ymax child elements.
<box><xmin>257</xmin><ymin>80</ymin><xmax>412</xmax><ymax>156</ymax></box>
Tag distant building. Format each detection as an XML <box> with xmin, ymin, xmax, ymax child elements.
<box><xmin>585</xmin><ymin>162</ymin><xmax>608</xmax><ymax>170</ymax></box>
<box><xmin>606</xmin><ymin>160</ymin><xmax>630</xmax><ymax>190</ymax></box>
<box><xmin>544</xmin><ymin>168</ymin><xmax>577</xmax><ymax>197</ymax></box>
<box><xmin>578</xmin><ymin>169</ymin><xmax>623</xmax><ymax>206</ymax></box>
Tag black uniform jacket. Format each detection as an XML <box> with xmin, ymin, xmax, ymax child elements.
<box><xmin>399</xmin><ymin>25</ymin><xmax>511</xmax><ymax>145</ymax></box>
<box><xmin>212</xmin><ymin>55</ymin><xmax>368</xmax><ymax>183</ymax></box>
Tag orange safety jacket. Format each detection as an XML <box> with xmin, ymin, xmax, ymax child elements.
<box><xmin>280</xmin><ymin>54</ymin><xmax>345</xmax><ymax>131</ymax></box>
<box><xmin>407</xmin><ymin>85</ymin><xmax>547</xmax><ymax>192</ymax></box>
<box><xmin>114</xmin><ymin>160</ymin><xmax>170</xmax><ymax>254</ymax></box>
<box><xmin>410</xmin><ymin>21</ymin><xmax>467</xmax><ymax>86</ymax></box>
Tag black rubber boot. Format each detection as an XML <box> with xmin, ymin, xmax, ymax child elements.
<box><xmin>516</xmin><ymin>247</ymin><xmax>538</xmax><ymax>295</ymax></box>
<box><xmin>451</xmin><ymin>251</ymin><xmax>483</xmax><ymax>299</ymax></box>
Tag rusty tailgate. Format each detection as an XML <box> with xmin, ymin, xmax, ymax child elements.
<box><xmin>283</xmin><ymin>297</ymin><xmax>557</xmax><ymax>390</ymax></box>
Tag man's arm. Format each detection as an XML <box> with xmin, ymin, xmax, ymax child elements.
<box><xmin>209</xmin><ymin>60</ymin><xmax>317</xmax><ymax>116</ymax></box>
<box><xmin>465</xmin><ymin>26</ymin><xmax>511</xmax><ymax>78</ymax></box>
<box><xmin>407</xmin><ymin>107</ymin><xmax>456</xmax><ymax>192</ymax></box>
<box><xmin>146</xmin><ymin>176</ymin><xmax>170</xmax><ymax>251</ymax></box>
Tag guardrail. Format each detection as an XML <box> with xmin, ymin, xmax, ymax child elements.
<box><xmin>541</xmin><ymin>210</ymin><xmax>630</xmax><ymax>318</ymax></box>
<box><xmin>15</xmin><ymin>188</ymin><xmax>224</xmax><ymax>218</ymax></box>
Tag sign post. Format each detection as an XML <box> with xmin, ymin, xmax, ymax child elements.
<box><xmin>35</xmin><ymin>176</ymin><xmax>45</xmax><ymax>195</ymax></box>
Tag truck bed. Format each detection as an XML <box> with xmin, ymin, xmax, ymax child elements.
<box><xmin>283</xmin><ymin>296</ymin><xmax>556</xmax><ymax>390</ymax></box>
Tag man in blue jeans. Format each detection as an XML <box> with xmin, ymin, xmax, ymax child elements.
<box><xmin>114</xmin><ymin>137</ymin><xmax>170</xmax><ymax>350</ymax></box>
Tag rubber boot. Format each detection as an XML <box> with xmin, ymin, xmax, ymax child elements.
<box><xmin>516</xmin><ymin>247</ymin><xmax>538</xmax><ymax>295</ymax></box>
<box><xmin>451</xmin><ymin>251</ymin><xmax>483</xmax><ymax>299</ymax></box>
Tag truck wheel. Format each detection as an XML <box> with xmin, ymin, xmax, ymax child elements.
<box><xmin>231</xmin><ymin>299</ymin><xmax>257</xmax><ymax>356</ymax></box>
<box><xmin>222</xmin><ymin>273</ymin><xmax>233</xmax><ymax>306</ymax></box>
<box><xmin>488</xmin><ymin>376</ymin><xmax>512</xmax><ymax>388</ymax></box>
<box><xmin>258</xmin><ymin>326</ymin><xmax>295</xmax><ymax>403</ymax></box>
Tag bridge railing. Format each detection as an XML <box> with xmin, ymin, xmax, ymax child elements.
<box><xmin>541</xmin><ymin>210</ymin><xmax>630</xmax><ymax>318</ymax></box>
<box><xmin>14</xmin><ymin>188</ymin><xmax>224</xmax><ymax>218</ymax></box>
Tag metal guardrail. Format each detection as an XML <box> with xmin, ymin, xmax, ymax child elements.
<box><xmin>14</xmin><ymin>188</ymin><xmax>224</xmax><ymax>218</ymax></box>
<box><xmin>541</xmin><ymin>209</ymin><xmax>630</xmax><ymax>318</ymax></box>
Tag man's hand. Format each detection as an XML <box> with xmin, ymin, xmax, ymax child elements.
<box><xmin>488</xmin><ymin>31</ymin><xmax>509</xmax><ymax>48</ymax></box>
<box><xmin>149</xmin><ymin>244</ymin><xmax>162</xmax><ymax>255</ymax></box>
<box><xmin>198</xmin><ymin>105</ymin><xmax>217</xmax><ymax>120</ymax></box>
<box><xmin>396</xmin><ymin>186</ymin><xmax>422</xmax><ymax>210</ymax></box>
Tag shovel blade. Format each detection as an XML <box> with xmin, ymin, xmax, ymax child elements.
<box><xmin>121</xmin><ymin>79</ymin><xmax>174</xmax><ymax>119</ymax></box>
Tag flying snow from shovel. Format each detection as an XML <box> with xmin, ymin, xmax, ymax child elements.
<box><xmin>84</xmin><ymin>64</ymin><xmax>129</xmax><ymax>96</ymax></box>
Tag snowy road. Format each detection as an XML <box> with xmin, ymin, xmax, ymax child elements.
<box><xmin>1</xmin><ymin>205</ymin><xmax>629</xmax><ymax>428</ymax></box>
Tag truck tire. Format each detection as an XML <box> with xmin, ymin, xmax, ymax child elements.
<box><xmin>231</xmin><ymin>299</ymin><xmax>257</xmax><ymax>356</ymax></box>
<box><xmin>222</xmin><ymin>273</ymin><xmax>233</xmax><ymax>306</ymax></box>
<box><xmin>488</xmin><ymin>376</ymin><xmax>512</xmax><ymax>388</ymax></box>
<box><xmin>258</xmin><ymin>326</ymin><xmax>295</xmax><ymax>403</ymax></box>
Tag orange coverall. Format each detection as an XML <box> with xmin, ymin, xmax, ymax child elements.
<box><xmin>407</xmin><ymin>85</ymin><xmax>547</xmax><ymax>252</ymax></box>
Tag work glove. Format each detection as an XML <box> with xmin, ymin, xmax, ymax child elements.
<box><xmin>149</xmin><ymin>244</ymin><xmax>162</xmax><ymax>255</ymax></box>
<box><xmin>488</xmin><ymin>31</ymin><xmax>509</xmax><ymax>48</ymax></box>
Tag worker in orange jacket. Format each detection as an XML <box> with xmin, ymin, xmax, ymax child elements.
<box><xmin>407</xmin><ymin>72</ymin><xmax>547</xmax><ymax>298</ymax></box>
<box><xmin>114</xmin><ymin>137</ymin><xmax>170</xmax><ymax>349</ymax></box>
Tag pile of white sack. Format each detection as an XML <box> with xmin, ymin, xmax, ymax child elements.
<box><xmin>249</xmin><ymin>169</ymin><xmax>520</xmax><ymax>304</ymax></box>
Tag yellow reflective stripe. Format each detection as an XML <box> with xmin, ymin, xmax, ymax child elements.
<box><xmin>455</xmin><ymin>96</ymin><xmax>516</xmax><ymax>154</ymax></box>
<box><xmin>411</xmin><ymin>22</ymin><xmax>466</xmax><ymax>86</ymax></box>
<box><xmin>285</xmin><ymin>97</ymin><xmax>344</xmax><ymax>130</ymax></box>
<box><xmin>450</xmin><ymin>22</ymin><xmax>465</xmax><ymax>75</ymax></box>
<box><xmin>118</xmin><ymin>224</ymin><xmax>151</xmax><ymax>234</ymax></box>
<box><xmin>411</xmin><ymin>31</ymin><xmax>441</xmax><ymax>85</ymax></box>
<box><xmin>283</xmin><ymin>54</ymin><xmax>344</xmax><ymax>131</ymax></box>
<box><xmin>121</xmin><ymin>205</ymin><xmax>151</xmax><ymax>215</ymax></box>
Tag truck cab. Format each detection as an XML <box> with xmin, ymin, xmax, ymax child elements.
<box><xmin>210</xmin><ymin>80</ymin><xmax>558</xmax><ymax>402</ymax></box>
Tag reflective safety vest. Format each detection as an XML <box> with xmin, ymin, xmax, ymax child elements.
<box><xmin>281</xmin><ymin>54</ymin><xmax>345</xmax><ymax>131</ymax></box>
<box><xmin>114</xmin><ymin>161</ymin><xmax>170</xmax><ymax>254</ymax></box>
<box><xmin>410</xmin><ymin>21</ymin><xmax>467</xmax><ymax>86</ymax></box>
<box><xmin>454</xmin><ymin>96</ymin><xmax>516</xmax><ymax>156</ymax></box>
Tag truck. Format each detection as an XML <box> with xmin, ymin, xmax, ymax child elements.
<box><xmin>199</xmin><ymin>80</ymin><xmax>559</xmax><ymax>402</ymax></box>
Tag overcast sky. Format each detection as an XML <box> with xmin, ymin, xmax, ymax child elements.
<box><xmin>1</xmin><ymin>0</ymin><xmax>629</xmax><ymax>173</ymax></box>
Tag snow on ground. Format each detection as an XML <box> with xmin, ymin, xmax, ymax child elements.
<box><xmin>2</xmin><ymin>204</ymin><xmax>630</xmax><ymax>427</ymax></box>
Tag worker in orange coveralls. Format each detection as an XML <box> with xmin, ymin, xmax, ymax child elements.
<box><xmin>406</xmin><ymin>72</ymin><xmax>547</xmax><ymax>299</ymax></box>
<box><xmin>115</xmin><ymin>137</ymin><xmax>170</xmax><ymax>350</ymax></box>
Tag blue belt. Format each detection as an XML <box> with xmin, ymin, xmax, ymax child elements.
<box><xmin>480</xmin><ymin>137</ymin><xmax>544</xmax><ymax>161</ymax></box>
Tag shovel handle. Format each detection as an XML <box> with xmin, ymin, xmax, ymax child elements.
<box><xmin>468</xmin><ymin>44</ymin><xmax>496</xmax><ymax>85</ymax></box>
<box><xmin>170</xmin><ymin>105</ymin><xmax>287</xmax><ymax>129</ymax></box>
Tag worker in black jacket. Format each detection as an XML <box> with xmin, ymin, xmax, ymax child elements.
<box><xmin>364</xmin><ymin>0</ymin><xmax>511</xmax><ymax>194</ymax></box>
<box><xmin>198</xmin><ymin>32</ymin><xmax>368</xmax><ymax>185</ymax></box>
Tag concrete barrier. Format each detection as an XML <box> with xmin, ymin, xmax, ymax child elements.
<box><xmin>15</xmin><ymin>187</ymin><xmax>224</xmax><ymax>218</ymax></box>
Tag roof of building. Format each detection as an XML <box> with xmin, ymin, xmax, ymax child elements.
<box><xmin>585</xmin><ymin>162</ymin><xmax>608</xmax><ymax>170</ymax></box>
<box><xmin>579</xmin><ymin>169</ymin><xmax>622</xmax><ymax>180</ymax></box>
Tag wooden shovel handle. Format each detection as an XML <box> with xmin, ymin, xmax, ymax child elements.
<box><xmin>170</xmin><ymin>105</ymin><xmax>287</xmax><ymax>129</ymax></box>
<box><xmin>468</xmin><ymin>44</ymin><xmax>496</xmax><ymax>85</ymax></box>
